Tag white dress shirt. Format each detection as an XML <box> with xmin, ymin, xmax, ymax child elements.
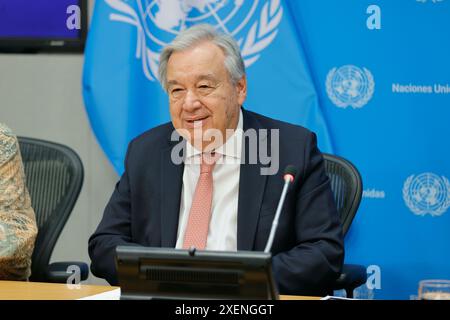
<box><xmin>175</xmin><ymin>109</ymin><xmax>243</xmax><ymax>251</ymax></box>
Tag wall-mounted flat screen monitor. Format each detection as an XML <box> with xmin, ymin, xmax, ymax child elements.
<box><xmin>0</xmin><ymin>0</ymin><xmax>87</xmax><ymax>53</ymax></box>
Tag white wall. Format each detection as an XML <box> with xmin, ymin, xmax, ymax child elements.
<box><xmin>0</xmin><ymin>0</ymin><xmax>116</xmax><ymax>285</ymax></box>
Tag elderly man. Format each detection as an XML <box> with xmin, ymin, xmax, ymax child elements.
<box><xmin>89</xmin><ymin>24</ymin><xmax>344</xmax><ymax>295</ymax></box>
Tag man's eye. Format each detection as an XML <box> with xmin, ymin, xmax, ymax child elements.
<box><xmin>171</xmin><ymin>88</ymin><xmax>183</xmax><ymax>94</ymax></box>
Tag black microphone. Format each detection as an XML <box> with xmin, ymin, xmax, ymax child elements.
<box><xmin>264</xmin><ymin>165</ymin><xmax>298</xmax><ymax>253</ymax></box>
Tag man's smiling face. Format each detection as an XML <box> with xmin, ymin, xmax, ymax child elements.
<box><xmin>166</xmin><ymin>41</ymin><xmax>246</xmax><ymax>150</ymax></box>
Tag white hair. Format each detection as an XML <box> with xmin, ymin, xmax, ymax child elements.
<box><xmin>158</xmin><ymin>24</ymin><xmax>245</xmax><ymax>92</ymax></box>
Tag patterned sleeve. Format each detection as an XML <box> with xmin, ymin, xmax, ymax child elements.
<box><xmin>0</xmin><ymin>123</ymin><xmax>38</xmax><ymax>280</ymax></box>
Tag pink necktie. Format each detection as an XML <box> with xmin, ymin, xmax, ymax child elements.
<box><xmin>183</xmin><ymin>152</ymin><xmax>220</xmax><ymax>250</ymax></box>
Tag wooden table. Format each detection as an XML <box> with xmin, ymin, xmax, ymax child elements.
<box><xmin>0</xmin><ymin>280</ymin><xmax>320</xmax><ymax>300</ymax></box>
<box><xmin>0</xmin><ymin>280</ymin><xmax>120</xmax><ymax>300</ymax></box>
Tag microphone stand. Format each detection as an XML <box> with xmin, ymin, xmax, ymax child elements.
<box><xmin>264</xmin><ymin>176</ymin><xmax>292</xmax><ymax>253</ymax></box>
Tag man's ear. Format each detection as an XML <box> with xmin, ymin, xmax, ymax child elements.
<box><xmin>236</xmin><ymin>75</ymin><xmax>247</xmax><ymax>105</ymax></box>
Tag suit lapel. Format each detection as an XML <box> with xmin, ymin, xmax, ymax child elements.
<box><xmin>237</xmin><ymin>110</ymin><xmax>268</xmax><ymax>250</ymax></box>
<box><xmin>160</xmin><ymin>135</ymin><xmax>185</xmax><ymax>247</ymax></box>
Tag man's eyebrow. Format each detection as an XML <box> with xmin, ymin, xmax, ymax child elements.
<box><xmin>196</xmin><ymin>74</ymin><xmax>217</xmax><ymax>82</ymax></box>
<box><xmin>167</xmin><ymin>74</ymin><xmax>218</xmax><ymax>87</ymax></box>
<box><xmin>167</xmin><ymin>80</ymin><xmax>179</xmax><ymax>87</ymax></box>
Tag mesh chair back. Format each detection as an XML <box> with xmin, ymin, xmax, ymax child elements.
<box><xmin>323</xmin><ymin>153</ymin><xmax>362</xmax><ymax>236</ymax></box>
<box><xmin>17</xmin><ymin>137</ymin><xmax>84</xmax><ymax>281</ymax></box>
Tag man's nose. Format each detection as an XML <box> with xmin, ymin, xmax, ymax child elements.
<box><xmin>182</xmin><ymin>89</ymin><xmax>201</xmax><ymax>112</ymax></box>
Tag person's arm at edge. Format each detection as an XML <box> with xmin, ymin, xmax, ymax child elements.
<box><xmin>0</xmin><ymin>125</ymin><xmax>38</xmax><ymax>281</ymax></box>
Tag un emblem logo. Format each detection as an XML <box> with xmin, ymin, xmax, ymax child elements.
<box><xmin>105</xmin><ymin>0</ymin><xmax>283</xmax><ymax>81</ymax></box>
<box><xmin>403</xmin><ymin>173</ymin><xmax>450</xmax><ymax>217</ymax></box>
<box><xmin>326</xmin><ymin>65</ymin><xmax>375</xmax><ymax>109</ymax></box>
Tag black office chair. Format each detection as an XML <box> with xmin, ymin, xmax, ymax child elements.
<box><xmin>18</xmin><ymin>137</ymin><xmax>88</xmax><ymax>283</ymax></box>
<box><xmin>323</xmin><ymin>153</ymin><xmax>367</xmax><ymax>298</ymax></box>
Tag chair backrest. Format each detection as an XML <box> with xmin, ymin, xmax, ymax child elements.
<box><xmin>17</xmin><ymin>137</ymin><xmax>84</xmax><ymax>281</ymax></box>
<box><xmin>322</xmin><ymin>153</ymin><xmax>363</xmax><ymax>236</ymax></box>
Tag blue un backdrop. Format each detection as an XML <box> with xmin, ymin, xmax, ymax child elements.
<box><xmin>83</xmin><ymin>0</ymin><xmax>450</xmax><ymax>299</ymax></box>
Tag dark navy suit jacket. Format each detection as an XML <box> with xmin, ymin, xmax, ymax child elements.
<box><xmin>88</xmin><ymin>109</ymin><xmax>344</xmax><ymax>295</ymax></box>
